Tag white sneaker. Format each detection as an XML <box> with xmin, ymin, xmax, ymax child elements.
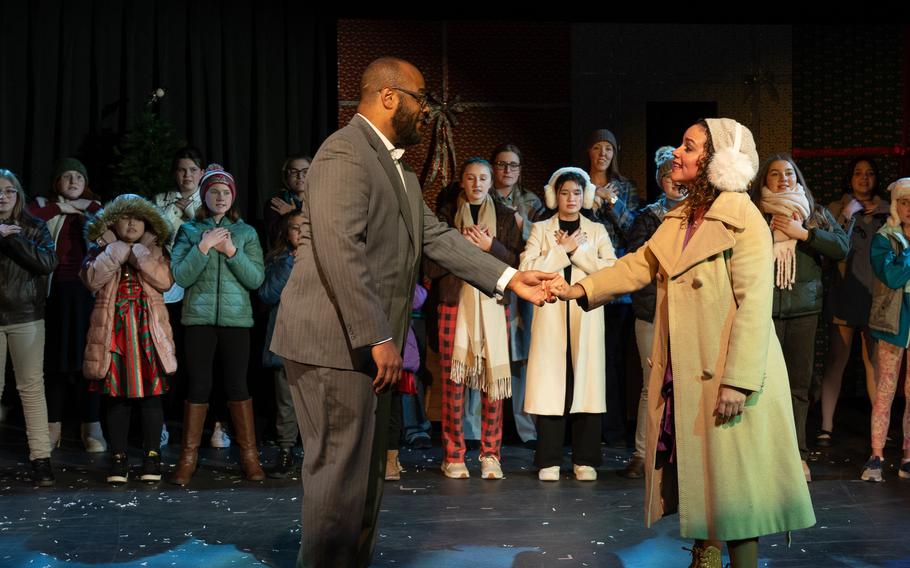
<box><xmin>860</xmin><ymin>456</ymin><xmax>883</xmax><ymax>482</ymax></box>
<box><xmin>573</xmin><ymin>464</ymin><xmax>597</xmax><ymax>481</ymax></box>
<box><xmin>479</xmin><ymin>455</ymin><xmax>503</xmax><ymax>479</ymax></box>
<box><xmin>81</xmin><ymin>422</ymin><xmax>108</xmax><ymax>453</ymax></box>
<box><xmin>210</xmin><ymin>421</ymin><xmax>231</xmax><ymax>448</ymax></box>
<box><xmin>538</xmin><ymin>465</ymin><xmax>560</xmax><ymax>481</ymax></box>
<box><xmin>441</xmin><ymin>461</ymin><xmax>470</xmax><ymax>479</ymax></box>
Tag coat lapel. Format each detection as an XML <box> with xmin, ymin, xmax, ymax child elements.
<box><xmin>351</xmin><ymin>115</ymin><xmax>417</xmax><ymax>253</ymax></box>
<box><xmin>402</xmin><ymin>165</ymin><xmax>423</xmax><ymax>255</ymax></box>
<box><xmin>648</xmin><ymin>192</ymin><xmax>747</xmax><ymax>278</ymax></box>
<box><xmin>543</xmin><ymin>215</ymin><xmax>561</xmax><ymax>251</ymax></box>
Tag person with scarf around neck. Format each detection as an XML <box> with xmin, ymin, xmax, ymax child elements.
<box><xmin>621</xmin><ymin>146</ymin><xmax>689</xmax><ymax>480</ymax></box>
<box><xmin>82</xmin><ymin>194</ymin><xmax>176</xmax><ymax>484</ymax></box>
<box><xmin>424</xmin><ymin>157</ymin><xmax>522</xmax><ymax>480</ymax></box>
<box><xmin>489</xmin><ymin>143</ymin><xmax>546</xmax><ymax>447</ymax></box>
<box><xmin>818</xmin><ymin>157</ymin><xmax>890</xmax><ymax>448</ymax></box>
<box><xmin>27</xmin><ymin>157</ymin><xmax>108</xmax><ymax>454</ymax></box>
<box><xmin>520</xmin><ymin>167</ymin><xmax>616</xmax><ymax>481</ymax></box>
<box><xmin>551</xmin><ymin>119</ymin><xmax>815</xmax><ymax>568</ymax></box>
<box><xmin>860</xmin><ymin>178</ymin><xmax>910</xmax><ymax>483</ymax></box>
<box><xmin>585</xmin><ymin>128</ymin><xmax>640</xmax><ymax>447</ymax></box>
<box><xmin>0</xmin><ymin>168</ymin><xmax>58</xmax><ymax>487</ymax></box>
<box><xmin>749</xmin><ymin>154</ymin><xmax>849</xmax><ymax>483</ymax></box>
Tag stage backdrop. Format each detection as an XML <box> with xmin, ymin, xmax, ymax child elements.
<box><xmin>0</xmin><ymin>0</ymin><xmax>336</xmax><ymax>218</ymax></box>
<box><xmin>337</xmin><ymin>20</ymin><xmax>572</xmax><ymax>211</ymax></box>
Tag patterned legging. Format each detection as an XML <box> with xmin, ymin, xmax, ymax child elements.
<box><xmin>871</xmin><ymin>341</ymin><xmax>910</xmax><ymax>452</ymax></box>
<box><xmin>438</xmin><ymin>304</ymin><xmax>504</xmax><ymax>463</ymax></box>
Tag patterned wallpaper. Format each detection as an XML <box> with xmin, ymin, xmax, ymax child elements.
<box><xmin>337</xmin><ymin>20</ymin><xmax>571</xmax><ymax>210</ymax></box>
<box><xmin>793</xmin><ymin>25</ymin><xmax>904</xmax><ymax>205</ymax></box>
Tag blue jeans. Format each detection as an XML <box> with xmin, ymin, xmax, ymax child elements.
<box><xmin>402</xmin><ymin>383</ymin><xmax>431</xmax><ymax>443</ymax></box>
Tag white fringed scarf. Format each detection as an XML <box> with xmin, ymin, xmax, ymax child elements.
<box><xmin>450</xmin><ymin>194</ymin><xmax>512</xmax><ymax>401</ymax></box>
<box><xmin>759</xmin><ymin>184</ymin><xmax>811</xmax><ymax>290</ymax></box>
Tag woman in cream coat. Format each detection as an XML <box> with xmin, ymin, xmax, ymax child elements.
<box><xmin>521</xmin><ymin>168</ymin><xmax>616</xmax><ymax>481</ymax></box>
<box><xmin>553</xmin><ymin>119</ymin><xmax>815</xmax><ymax>568</ymax></box>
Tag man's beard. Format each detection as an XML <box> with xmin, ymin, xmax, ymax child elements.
<box><xmin>392</xmin><ymin>101</ymin><xmax>422</xmax><ymax>147</ymax></box>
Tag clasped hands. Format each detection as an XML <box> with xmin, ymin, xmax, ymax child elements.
<box><xmin>198</xmin><ymin>228</ymin><xmax>237</xmax><ymax>257</ymax></box>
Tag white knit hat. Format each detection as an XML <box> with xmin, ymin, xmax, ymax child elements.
<box><xmin>887</xmin><ymin>177</ymin><xmax>910</xmax><ymax>227</ymax></box>
<box><xmin>543</xmin><ymin>167</ymin><xmax>596</xmax><ymax>210</ymax></box>
<box><xmin>704</xmin><ymin>118</ymin><xmax>759</xmax><ymax>193</ymax></box>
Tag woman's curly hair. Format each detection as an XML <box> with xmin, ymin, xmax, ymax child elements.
<box><xmin>680</xmin><ymin>120</ymin><xmax>717</xmax><ymax>224</ymax></box>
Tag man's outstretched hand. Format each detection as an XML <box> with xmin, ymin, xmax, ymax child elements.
<box><xmin>508</xmin><ymin>270</ymin><xmax>560</xmax><ymax>306</ymax></box>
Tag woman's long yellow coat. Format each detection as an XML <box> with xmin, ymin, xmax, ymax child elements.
<box><xmin>579</xmin><ymin>191</ymin><xmax>816</xmax><ymax>541</ymax></box>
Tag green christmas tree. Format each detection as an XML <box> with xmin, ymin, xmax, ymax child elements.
<box><xmin>112</xmin><ymin>89</ymin><xmax>185</xmax><ymax>198</ymax></box>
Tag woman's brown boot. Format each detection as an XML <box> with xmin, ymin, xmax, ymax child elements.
<box><xmin>227</xmin><ymin>399</ymin><xmax>265</xmax><ymax>481</ymax></box>
<box><xmin>169</xmin><ymin>402</ymin><xmax>208</xmax><ymax>485</ymax></box>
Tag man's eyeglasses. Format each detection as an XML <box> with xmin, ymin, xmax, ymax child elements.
<box><xmin>493</xmin><ymin>161</ymin><xmax>521</xmax><ymax>171</ymax></box>
<box><xmin>389</xmin><ymin>87</ymin><xmax>429</xmax><ymax>109</ymax></box>
<box><xmin>286</xmin><ymin>168</ymin><xmax>309</xmax><ymax>178</ymax></box>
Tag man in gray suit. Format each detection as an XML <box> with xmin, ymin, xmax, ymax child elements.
<box><xmin>271</xmin><ymin>56</ymin><xmax>554</xmax><ymax>567</ymax></box>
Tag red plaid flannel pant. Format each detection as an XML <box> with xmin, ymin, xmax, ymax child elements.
<box><xmin>437</xmin><ymin>303</ymin><xmax>506</xmax><ymax>463</ymax></box>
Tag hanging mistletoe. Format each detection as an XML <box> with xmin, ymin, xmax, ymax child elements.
<box><xmin>421</xmin><ymin>91</ymin><xmax>467</xmax><ymax>188</ymax></box>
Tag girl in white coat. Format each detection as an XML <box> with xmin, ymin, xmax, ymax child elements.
<box><xmin>520</xmin><ymin>168</ymin><xmax>616</xmax><ymax>481</ymax></box>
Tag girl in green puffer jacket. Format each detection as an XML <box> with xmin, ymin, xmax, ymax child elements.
<box><xmin>169</xmin><ymin>164</ymin><xmax>265</xmax><ymax>485</ymax></box>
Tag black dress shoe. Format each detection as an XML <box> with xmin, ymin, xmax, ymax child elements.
<box><xmin>268</xmin><ymin>448</ymin><xmax>296</xmax><ymax>479</ymax></box>
<box><xmin>408</xmin><ymin>435</ymin><xmax>432</xmax><ymax>449</ymax></box>
<box><xmin>30</xmin><ymin>458</ymin><xmax>55</xmax><ymax>487</ymax></box>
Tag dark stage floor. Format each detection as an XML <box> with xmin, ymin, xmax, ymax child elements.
<box><xmin>1</xmin><ymin>400</ymin><xmax>909</xmax><ymax>567</ymax></box>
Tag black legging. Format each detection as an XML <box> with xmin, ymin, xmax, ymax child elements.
<box><xmin>106</xmin><ymin>395</ymin><xmax>163</xmax><ymax>454</ymax></box>
<box><xmin>535</xmin><ymin>296</ymin><xmax>603</xmax><ymax>468</ymax></box>
<box><xmin>535</xmin><ymin>354</ymin><xmax>604</xmax><ymax>468</ymax></box>
<box><xmin>184</xmin><ymin>326</ymin><xmax>251</xmax><ymax>404</ymax></box>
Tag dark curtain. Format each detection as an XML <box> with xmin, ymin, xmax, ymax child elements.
<box><xmin>0</xmin><ymin>0</ymin><xmax>337</xmax><ymax>219</ymax></box>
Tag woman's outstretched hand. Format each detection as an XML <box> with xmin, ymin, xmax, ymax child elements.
<box><xmin>546</xmin><ymin>275</ymin><xmax>586</xmax><ymax>301</ymax></box>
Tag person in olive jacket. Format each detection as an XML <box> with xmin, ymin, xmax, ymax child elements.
<box><xmin>0</xmin><ymin>169</ymin><xmax>58</xmax><ymax>486</ymax></box>
<box><xmin>750</xmin><ymin>153</ymin><xmax>849</xmax><ymax>482</ymax></box>
<box><xmin>168</xmin><ymin>164</ymin><xmax>266</xmax><ymax>485</ymax></box>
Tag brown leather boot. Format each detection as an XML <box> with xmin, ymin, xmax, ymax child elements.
<box><xmin>227</xmin><ymin>399</ymin><xmax>265</xmax><ymax>481</ymax></box>
<box><xmin>169</xmin><ymin>402</ymin><xmax>208</xmax><ymax>486</ymax></box>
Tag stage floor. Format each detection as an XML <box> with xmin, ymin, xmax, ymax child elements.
<box><xmin>0</xmin><ymin>401</ymin><xmax>908</xmax><ymax>567</ymax></box>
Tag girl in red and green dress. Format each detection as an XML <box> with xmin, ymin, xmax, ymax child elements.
<box><xmin>81</xmin><ymin>194</ymin><xmax>177</xmax><ymax>484</ymax></box>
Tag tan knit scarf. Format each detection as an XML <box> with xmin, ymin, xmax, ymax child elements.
<box><xmin>759</xmin><ymin>184</ymin><xmax>810</xmax><ymax>289</ymax></box>
<box><xmin>450</xmin><ymin>193</ymin><xmax>512</xmax><ymax>401</ymax></box>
